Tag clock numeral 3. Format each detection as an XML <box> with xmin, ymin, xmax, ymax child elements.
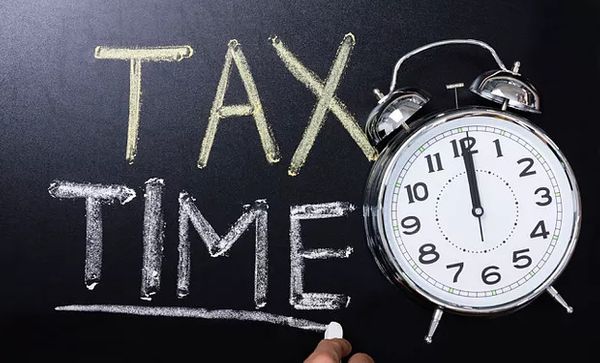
<box><xmin>534</xmin><ymin>187</ymin><xmax>552</xmax><ymax>206</ymax></box>
<box><xmin>425</xmin><ymin>153</ymin><xmax>444</xmax><ymax>173</ymax></box>
<box><xmin>418</xmin><ymin>244</ymin><xmax>440</xmax><ymax>264</ymax></box>
<box><xmin>517</xmin><ymin>157</ymin><xmax>536</xmax><ymax>177</ymax></box>
<box><xmin>400</xmin><ymin>216</ymin><xmax>421</xmax><ymax>235</ymax></box>
<box><xmin>405</xmin><ymin>182</ymin><xmax>429</xmax><ymax>203</ymax></box>
<box><xmin>481</xmin><ymin>266</ymin><xmax>501</xmax><ymax>285</ymax></box>
<box><xmin>530</xmin><ymin>220</ymin><xmax>550</xmax><ymax>239</ymax></box>
<box><xmin>512</xmin><ymin>249</ymin><xmax>532</xmax><ymax>269</ymax></box>
<box><xmin>446</xmin><ymin>262</ymin><xmax>464</xmax><ymax>283</ymax></box>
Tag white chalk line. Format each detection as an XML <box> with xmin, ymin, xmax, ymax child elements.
<box><xmin>55</xmin><ymin>305</ymin><xmax>328</xmax><ymax>332</ymax></box>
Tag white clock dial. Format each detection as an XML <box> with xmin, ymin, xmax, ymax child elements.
<box><xmin>371</xmin><ymin>110</ymin><xmax>580</xmax><ymax>312</ymax></box>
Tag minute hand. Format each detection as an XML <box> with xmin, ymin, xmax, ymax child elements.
<box><xmin>461</xmin><ymin>143</ymin><xmax>484</xmax><ymax>217</ymax></box>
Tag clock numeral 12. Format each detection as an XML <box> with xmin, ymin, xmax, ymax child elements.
<box><xmin>450</xmin><ymin>136</ymin><xmax>478</xmax><ymax>158</ymax></box>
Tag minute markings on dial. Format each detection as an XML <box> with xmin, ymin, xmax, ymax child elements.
<box><xmin>390</xmin><ymin>123</ymin><xmax>565</xmax><ymax>298</ymax></box>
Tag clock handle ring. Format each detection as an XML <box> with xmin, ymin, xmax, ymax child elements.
<box><xmin>388</xmin><ymin>39</ymin><xmax>509</xmax><ymax>95</ymax></box>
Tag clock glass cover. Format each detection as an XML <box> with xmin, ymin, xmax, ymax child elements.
<box><xmin>365</xmin><ymin>108</ymin><xmax>580</xmax><ymax>313</ymax></box>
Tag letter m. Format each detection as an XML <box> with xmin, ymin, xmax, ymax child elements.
<box><xmin>176</xmin><ymin>192</ymin><xmax>268</xmax><ymax>308</ymax></box>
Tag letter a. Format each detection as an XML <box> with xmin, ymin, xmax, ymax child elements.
<box><xmin>197</xmin><ymin>40</ymin><xmax>281</xmax><ymax>169</ymax></box>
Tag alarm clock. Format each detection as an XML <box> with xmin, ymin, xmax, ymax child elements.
<box><xmin>363</xmin><ymin>39</ymin><xmax>581</xmax><ymax>343</ymax></box>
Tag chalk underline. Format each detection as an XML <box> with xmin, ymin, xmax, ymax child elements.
<box><xmin>55</xmin><ymin>304</ymin><xmax>328</xmax><ymax>332</ymax></box>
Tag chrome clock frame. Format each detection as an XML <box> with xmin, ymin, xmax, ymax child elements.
<box><xmin>363</xmin><ymin>107</ymin><xmax>581</xmax><ymax>316</ymax></box>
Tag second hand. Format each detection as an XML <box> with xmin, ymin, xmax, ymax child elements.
<box><xmin>477</xmin><ymin>215</ymin><xmax>484</xmax><ymax>242</ymax></box>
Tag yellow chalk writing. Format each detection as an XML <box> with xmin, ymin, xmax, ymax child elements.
<box><xmin>197</xmin><ymin>40</ymin><xmax>281</xmax><ymax>169</ymax></box>
<box><xmin>94</xmin><ymin>46</ymin><xmax>194</xmax><ymax>163</ymax></box>
<box><xmin>271</xmin><ymin>34</ymin><xmax>378</xmax><ymax>176</ymax></box>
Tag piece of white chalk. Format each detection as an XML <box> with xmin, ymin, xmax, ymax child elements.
<box><xmin>324</xmin><ymin>321</ymin><xmax>343</xmax><ymax>339</ymax></box>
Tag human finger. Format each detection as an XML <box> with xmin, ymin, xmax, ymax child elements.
<box><xmin>304</xmin><ymin>338</ymin><xmax>352</xmax><ymax>363</ymax></box>
<box><xmin>348</xmin><ymin>352</ymin><xmax>375</xmax><ymax>363</ymax></box>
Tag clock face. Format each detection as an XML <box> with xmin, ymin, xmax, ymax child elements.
<box><xmin>370</xmin><ymin>109</ymin><xmax>580</xmax><ymax>312</ymax></box>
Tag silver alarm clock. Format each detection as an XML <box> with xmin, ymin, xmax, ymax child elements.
<box><xmin>363</xmin><ymin>39</ymin><xmax>581</xmax><ymax>343</ymax></box>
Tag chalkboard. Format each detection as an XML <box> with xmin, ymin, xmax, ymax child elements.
<box><xmin>1</xmin><ymin>0</ymin><xmax>598</xmax><ymax>361</ymax></box>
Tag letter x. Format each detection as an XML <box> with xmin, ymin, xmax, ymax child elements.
<box><xmin>271</xmin><ymin>33</ymin><xmax>378</xmax><ymax>176</ymax></box>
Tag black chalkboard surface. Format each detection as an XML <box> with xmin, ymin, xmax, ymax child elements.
<box><xmin>1</xmin><ymin>0</ymin><xmax>598</xmax><ymax>361</ymax></box>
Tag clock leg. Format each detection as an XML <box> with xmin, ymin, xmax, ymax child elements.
<box><xmin>547</xmin><ymin>285</ymin><xmax>574</xmax><ymax>314</ymax></box>
<box><xmin>424</xmin><ymin>307</ymin><xmax>444</xmax><ymax>344</ymax></box>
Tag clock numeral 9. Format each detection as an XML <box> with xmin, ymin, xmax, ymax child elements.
<box><xmin>530</xmin><ymin>220</ymin><xmax>550</xmax><ymax>239</ymax></box>
<box><xmin>512</xmin><ymin>249</ymin><xmax>532</xmax><ymax>269</ymax></box>
<box><xmin>481</xmin><ymin>266</ymin><xmax>501</xmax><ymax>285</ymax></box>
<box><xmin>517</xmin><ymin>157</ymin><xmax>536</xmax><ymax>177</ymax></box>
<box><xmin>446</xmin><ymin>262</ymin><xmax>464</xmax><ymax>283</ymax></box>
<box><xmin>405</xmin><ymin>182</ymin><xmax>429</xmax><ymax>203</ymax></box>
<box><xmin>400</xmin><ymin>216</ymin><xmax>420</xmax><ymax>235</ymax></box>
<box><xmin>534</xmin><ymin>187</ymin><xmax>552</xmax><ymax>206</ymax></box>
<box><xmin>418</xmin><ymin>244</ymin><xmax>440</xmax><ymax>264</ymax></box>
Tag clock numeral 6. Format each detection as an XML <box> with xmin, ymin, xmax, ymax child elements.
<box><xmin>481</xmin><ymin>266</ymin><xmax>501</xmax><ymax>285</ymax></box>
<box><xmin>534</xmin><ymin>187</ymin><xmax>552</xmax><ymax>206</ymax></box>
<box><xmin>517</xmin><ymin>157</ymin><xmax>536</xmax><ymax>177</ymax></box>
<box><xmin>513</xmin><ymin>249</ymin><xmax>532</xmax><ymax>269</ymax></box>
<box><xmin>400</xmin><ymin>216</ymin><xmax>421</xmax><ymax>235</ymax></box>
<box><xmin>405</xmin><ymin>182</ymin><xmax>429</xmax><ymax>203</ymax></box>
<box><xmin>418</xmin><ymin>243</ymin><xmax>439</xmax><ymax>264</ymax></box>
<box><xmin>446</xmin><ymin>262</ymin><xmax>464</xmax><ymax>283</ymax></box>
<box><xmin>530</xmin><ymin>220</ymin><xmax>550</xmax><ymax>239</ymax></box>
